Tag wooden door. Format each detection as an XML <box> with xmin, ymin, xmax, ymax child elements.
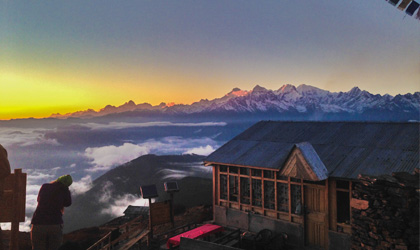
<box><xmin>304</xmin><ymin>185</ymin><xmax>327</xmax><ymax>249</ymax></box>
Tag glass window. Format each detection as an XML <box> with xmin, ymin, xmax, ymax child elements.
<box><xmin>276</xmin><ymin>173</ymin><xmax>288</xmax><ymax>181</ymax></box>
<box><xmin>264</xmin><ymin>180</ymin><xmax>275</xmax><ymax>209</ymax></box>
<box><xmin>251</xmin><ymin>169</ymin><xmax>262</xmax><ymax>177</ymax></box>
<box><xmin>291</xmin><ymin>185</ymin><xmax>302</xmax><ymax>215</ymax></box>
<box><xmin>229</xmin><ymin>175</ymin><xmax>238</xmax><ymax>202</ymax></box>
<box><xmin>220</xmin><ymin>174</ymin><xmax>227</xmax><ymax>200</ymax></box>
<box><xmin>277</xmin><ymin>183</ymin><xmax>289</xmax><ymax>212</ymax></box>
<box><xmin>240</xmin><ymin>177</ymin><xmax>250</xmax><ymax>204</ymax></box>
<box><xmin>252</xmin><ymin>179</ymin><xmax>262</xmax><ymax>207</ymax></box>
<box><xmin>337</xmin><ymin>191</ymin><xmax>350</xmax><ymax>224</ymax></box>
<box><xmin>229</xmin><ymin>166</ymin><xmax>238</xmax><ymax>174</ymax></box>
<box><xmin>220</xmin><ymin>165</ymin><xmax>227</xmax><ymax>173</ymax></box>
<box><xmin>240</xmin><ymin>168</ymin><xmax>250</xmax><ymax>176</ymax></box>
<box><xmin>263</xmin><ymin>170</ymin><xmax>274</xmax><ymax>179</ymax></box>
<box><xmin>290</xmin><ymin>177</ymin><xmax>301</xmax><ymax>183</ymax></box>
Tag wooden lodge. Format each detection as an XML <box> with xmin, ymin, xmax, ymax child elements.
<box><xmin>204</xmin><ymin>121</ymin><xmax>420</xmax><ymax>250</ymax></box>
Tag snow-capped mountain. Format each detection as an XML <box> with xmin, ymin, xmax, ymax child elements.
<box><xmin>49</xmin><ymin>84</ymin><xmax>420</xmax><ymax>121</ymax></box>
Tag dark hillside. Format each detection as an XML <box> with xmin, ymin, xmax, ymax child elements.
<box><xmin>64</xmin><ymin>154</ymin><xmax>212</xmax><ymax>233</ymax></box>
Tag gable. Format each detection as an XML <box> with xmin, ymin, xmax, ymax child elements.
<box><xmin>279</xmin><ymin>142</ymin><xmax>328</xmax><ymax>181</ymax></box>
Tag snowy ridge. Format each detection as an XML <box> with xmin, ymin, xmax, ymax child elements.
<box><xmin>49</xmin><ymin>84</ymin><xmax>420</xmax><ymax>120</ymax></box>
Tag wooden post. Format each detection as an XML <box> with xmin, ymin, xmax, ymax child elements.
<box><xmin>170</xmin><ymin>193</ymin><xmax>175</xmax><ymax>228</ymax></box>
<box><xmin>148</xmin><ymin>197</ymin><xmax>152</xmax><ymax>246</ymax></box>
<box><xmin>9</xmin><ymin>169</ymin><xmax>26</xmax><ymax>250</ymax></box>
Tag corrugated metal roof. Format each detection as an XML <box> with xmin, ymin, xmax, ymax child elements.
<box><xmin>295</xmin><ymin>142</ymin><xmax>328</xmax><ymax>180</ymax></box>
<box><xmin>205</xmin><ymin>121</ymin><xmax>420</xmax><ymax>179</ymax></box>
<box><xmin>123</xmin><ymin>205</ymin><xmax>149</xmax><ymax>215</ymax></box>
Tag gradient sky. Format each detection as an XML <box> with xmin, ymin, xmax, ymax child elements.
<box><xmin>1</xmin><ymin>1</ymin><xmax>419</xmax><ymax>120</ymax></box>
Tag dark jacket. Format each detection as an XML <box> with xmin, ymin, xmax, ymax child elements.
<box><xmin>0</xmin><ymin>145</ymin><xmax>10</xmax><ymax>180</ymax></box>
<box><xmin>31</xmin><ymin>182</ymin><xmax>72</xmax><ymax>225</ymax></box>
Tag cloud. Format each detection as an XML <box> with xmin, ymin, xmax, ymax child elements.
<box><xmin>80</xmin><ymin>121</ymin><xmax>227</xmax><ymax>130</ymax></box>
<box><xmin>83</xmin><ymin>136</ymin><xmax>219</xmax><ymax>173</ymax></box>
<box><xmin>84</xmin><ymin>143</ymin><xmax>149</xmax><ymax>172</ymax></box>
<box><xmin>155</xmin><ymin>169</ymin><xmax>190</xmax><ymax>180</ymax></box>
<box><xmin>100</xmin><ymin>194</ymin><xmax>150</xmax><ymax>217</ymax></box>
<box><xmin>156</xmin><ymin>162</ymin><xmax>212</xmax><ymax>180</ymax></box>
<box><xmin>139</xmin><ymin>136</ymin><xmax>219</xmax><ymax>155</ymax></box>
<box><xmin>1</xmin><ymin>216</ymin><xmax>32</xmax><ymax>232</ymax></box>
<box><xmin>96</xmin><ymin>180</ymin><xmax>150</xmax><ymax>217</ymax></box>
<box><xmin>70</xmin><ymin>175</ymin><xmax>93</xmax><ymax>195</ymax></box>
<box><xmin>183</xmin><ymin>145</ymin><xmax>215</xmax><ymax>156</ymax></box>
<box><xmin>0</xmin><ymin>127</ymin><xmax>59</xmax><ymax>147</ymax></box>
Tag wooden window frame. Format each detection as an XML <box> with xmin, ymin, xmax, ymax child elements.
<box><xmin>216</xmin><ymin>164</ymin><xmax>307</xmax><ymax>224</ymax></box>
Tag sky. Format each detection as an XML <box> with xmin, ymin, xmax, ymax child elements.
<box><xmin>1</xmin><ymin>0</ymin><xmax>419</xmax><ymax>120</ymax></box>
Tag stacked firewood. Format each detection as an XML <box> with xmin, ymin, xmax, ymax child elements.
<box><xmin>351</xmin><ymin>171</ymin><xmax>419</xmax><ymax>250</ymax></box>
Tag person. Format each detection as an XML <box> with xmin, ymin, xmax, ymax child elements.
<box><xmin>0</xmin><ymin>144</ymin><xmax>11</xmax><ymax>180</ymax></box>
<box><xmin>0</xmin><ymin>144</ymin><xmax>11</xmax><ymax>250</ymax></box>
<box><xmin>31</xmin><ymin>174</ymin><xmax>72</xmax><ymax>250</ymax></box>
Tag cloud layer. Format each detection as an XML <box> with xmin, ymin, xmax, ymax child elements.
<box><xmin>0</xmin><ymin>127</ymin><xmax>59</xmax><ymax>147</ymax></box>
<box><xmin>81</xmin><ymin>121</ymin><xmax>227</xmax><ymax>130</ymax></box>
<box><xmin>84</xmin><ymin>143</ymin><xmax>149</xmax><ymax>172</ymax></box>
<box><xmin>83</xmin><ymin>137</ymin><xmax>217</xmax><ymax>172</ymax></box>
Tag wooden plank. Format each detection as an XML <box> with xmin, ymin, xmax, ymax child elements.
<box><xmin>324</xmin><ymin>178</ymin><xmax>329</xmax><ymax>250</ymax></box>
<box><xmin>150</xmin><ymin>201</ymin><xmax>171</xmax><ymax>226</ymax></box>
<box><xmin>203</xmin><ymin>161</ymin><xmax>284</xmax><ymax>171</ymax></box>
<box><xmin>213</xmin><ymin>166</ymin><xmax>217</xmax><ymax>216</ymax></box>
<box><xmin>118</xmin><ymin>229</ymin><xmax>150</xmax><ymax>250</ymax></box>
<box><xmin>329</xmin><ymin>179</ymin><xmax>337</xmax><ymax>231</ymax></box>
<box><xmin>0</xmin><ymin>169</ymin><xmax>27</xmax><ymax>222</ymax></box>
<box><xmin>288</xmin><ymin>177</ymin><xmax>291</xmax><ymax>222</ymax></box>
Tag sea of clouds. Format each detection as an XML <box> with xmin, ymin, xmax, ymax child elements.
<box><xmin>0</xmin><ymin>120</ymin><xmax>225</xmax><ymax>231</ymax></box>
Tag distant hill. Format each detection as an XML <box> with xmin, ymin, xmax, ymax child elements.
<box><xmin>63</xmin><ymin>154</ymin><xmax>212</xmax><ymax>233</ymax></box>
<box><xmin>50</xmin><ymin>84</ymin><xmax>420</xmax><ymax>121</ymax></box>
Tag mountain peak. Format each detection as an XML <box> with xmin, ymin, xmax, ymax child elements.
<box><xmin>278</xmin><ymin>84</ymin><xmax>297</xmax><ymax>93</ymax></box>
<box><xmin>123</xmin><ymin>100</ymin><xmax>136</xmax><ymax>107</ymax></box>
<box><xmin>252</xmin><ymin>85</ymin><xmax>267</xmax><ymax>92</ymax></box>
<box><xmin>349</xmin><ymin>86</ymin><xmax>361</xmax><ymax>94</ymax></box>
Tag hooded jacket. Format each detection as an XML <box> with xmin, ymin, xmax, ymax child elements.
<box><xmin>31</xmin><ymin>182</ymin><xmax>72</xmax><ymax>225</ymax></box>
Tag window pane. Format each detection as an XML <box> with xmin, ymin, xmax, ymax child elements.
<box><xmin>291</xmin><ymin>185</ymin><xmax>302</xmax><ymax>215</ymax></box>
<box><xmin>220</xmin><ymin>165</ymin><xmax>227</xmax><ymax>172</ymax></box>
<box><xmin>220</xmin><ymin>174</ymin><xmax>227</xmax><ymax>200</ymax></box>
<box><xmin>277</xmin><ymin>183</ymin><xmax>289</xmax><ymax>212</ymax></box>
<box><xmin>240</xmin><ymin>177</ymin><xmax>250</xmax><ymax>204</ymax></box>
<box><xmin>240</xmin><ymin>168</ymin><xmax>250</xmax><ymax>175</ymax></box>
<box><xmin>252</xmin><ymin>169</ymin><xmax>262</xmax><ymax>177</ymax></box>
<box><xmin>252</xmin><ymin>179</ymin><xmax>262</xmax><ymax>207</ymax></box>
<box><xmin>229</xmin><ymin>166</ymin><xmax>238</xmax><ymax>173</ymax></box>
<box><xmin>229</xmin><ymin>175</ymin><xmax>238</xmax><ymax>202</ymax></box>
<box><xmin>337</xmin><ymin>191</ymin><xmax>350</xmax><ymax>224</ymax></box>
<box><xmin>264</xmin><ymin>181</ymin><xmax>275</xmax><ymax>209</ymax></box>
<box><xmin>277</xmin><ymin>173</ymin><xmax>288</xmax><ymax>180</ymax></box>
<box><xmin>263</xmin><ymin>170</ymin><xmax>274</xmax><ymax>179</ymax></box>
<box><xmin>290</xmin><ymin>177</ymin><xmax>301</xmax><ymax>183</ymax></box>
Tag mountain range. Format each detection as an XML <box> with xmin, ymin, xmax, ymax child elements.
<box><xmin>50</xmin><ymin>84</ymin><xmax>420</xmax><ymax>121</ymax></box>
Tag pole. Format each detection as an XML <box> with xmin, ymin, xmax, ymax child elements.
<box><xmin>148</xmin><ymin>198</ymin><xmax>152</xmax><ymax>246</ymax></box>
<box><xmin>170</xmin><ymin>193</ymin><xmax>175</xmax><ymax>228</ymax></box>
<box><xmin>10</xmin><ymin>169</ymin><xmax>22</xmax><ymax>250</ymax></box>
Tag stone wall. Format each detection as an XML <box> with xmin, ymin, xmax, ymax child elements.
<box><xmin>351</xmin><ymin>171</ymin><xmax>419</xmax><ymax>250</ymax></box>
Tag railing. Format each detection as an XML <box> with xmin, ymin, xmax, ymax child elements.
<box><xmin>87</xmin><ymin>215</ymin><xmax>148</xmax><ymax>250</ymax></box>
<box><xmin>153</xmin><ymin>223</ymin><xmax>198</xmax><ymax>247</ymax></box>
<box><xmin>212</xmin><ymin>228</ymin><xmax>241</xmax><ymax>246</ymax></box>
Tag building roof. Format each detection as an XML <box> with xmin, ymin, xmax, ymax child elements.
<box><xmin>123</xmin><ymin>205</ymin><xmax>149</xmax><ymax>216</ymax></box>
<box><xmin>205</xmin><ymin>121</ymin><xmax>420</xmax><ymax>179</ymax></box>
